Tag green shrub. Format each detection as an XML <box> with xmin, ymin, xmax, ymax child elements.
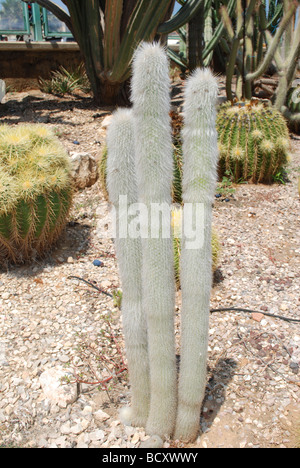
<box><xmin>38</xmin><ymin>63</ymin><xmax>91</xmax><ymax>96</ymax></box>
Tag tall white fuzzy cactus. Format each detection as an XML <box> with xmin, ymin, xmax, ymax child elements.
<box><xmin>174</xmin><ymin>69</ymin><xmax>219</xmax><ymax>441</ymax></box>
<box><xmin>106</xmin><ymin>41</ymin><xmax>219</xmax><ymax>445</ymax></box>
<box><xmin>131</xmin><ymin>42</ymin><xmax>177</xmax><ymax>439</ymax></box>
<box><xmin>106</xmin><ymin>108</ymin><xmax>150</xmax><ymax>427</ymax></box>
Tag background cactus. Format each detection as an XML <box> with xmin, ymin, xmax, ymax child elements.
<box><xmin>284</xmin><ymin>84</ymin><xmax>300</xmax><ymax>132</ymax></box>
<box><xmin>0</xmin><ymin>124</ymin><xmax>73</xmax><ymax>264</ymax></box>
<box><xmin>33</xmin><ymin>0</ymin><xmax>205</xmax><ymax>105</ymax></box>
<box><xmin>217</xmin><ymin>100</ymin><xmax>290</xmax><ymax>183</ymax></box>
<box><xmin>273</xmin><ymin>1</ymin><xmax>300</xmax><ymax>113</ymax></box>
<box><xmin>220</xmin><ymin>0</ymin><xmax>297</xmax><ymax>101</ymax></box>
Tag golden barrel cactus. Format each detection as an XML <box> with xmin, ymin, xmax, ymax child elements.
<box><xmin>0</xmin><ymin>124</ymin><xmax>73</xmax><ymax>264</ymax></box>
<box><xmin>217</xmin><ymin>101</ymin><xmax>290</xmax><ymax>183</ymax></box>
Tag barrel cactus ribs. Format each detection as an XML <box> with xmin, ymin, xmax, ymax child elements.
<box><xmin>0</xmin><ymin>124</ymin><xmax>73</xmax><ymax>264</ymax></box>
<box><xmin>216</xmin><ymin>100</ymin><xmax>290</xmax><ymax>183</ymax></box>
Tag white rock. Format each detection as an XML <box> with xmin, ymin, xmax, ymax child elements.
<box><xmin>89</xmin><ymin>430</ymin><xmax>105</xmax><ymax>441</ymax></box>
<box><xmin>60</xmin><ymin>421</ymin><xmax>71</xmax><ymax>435</ymax></box>
<box><xmin>39</xmin><ymin>367</ymin><xmax>78</xmax><ymax>408</ymax></box>
<box><xmin>131</xmin><ymin>433</ymin><xmax>140</xmax><ymax>445</ymax></box>
<box><xmin>94</xmin><ymin>409</ymin><xmax>110</xmax><ymax>424</ymax></box>
<box><xmin>70</xmin><ymin>418</ymin><xmax>90</xmax><ymax>435</ymax></box>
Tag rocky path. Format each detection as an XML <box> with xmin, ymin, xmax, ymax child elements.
<box><xmin>0</xmin><ymin>86</ymin><xmax>299</xmax><ymax>448</ymax></box>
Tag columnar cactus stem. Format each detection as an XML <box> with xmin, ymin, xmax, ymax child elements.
<box><xmin>106</xmin><ymin>108</ymin><xmax>150</xmax><ymax>427</ymax></box>
<box><xmin>131</xmin><ymin>42</ymin><xmax>177</xmax><ymax>439</ymax></box>
<box><xmin>174</xmin><ymin>69</ymin><xmax>218</xmax><ymax>442</ymax></box>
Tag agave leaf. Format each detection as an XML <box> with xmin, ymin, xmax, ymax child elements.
<box><xmin>157</xmin><ymin>0</ymin><xmax>205</xmax><ymax>34</ymax></box>
<box><xmin>109</xmin><ymin>0</ymin><xmax>171</xmax><ymax>82</ymax></box>
<box><xmin>103</xmin><ymin>0</ymin><xmax>123</xmax><ymax>70</ymax></box>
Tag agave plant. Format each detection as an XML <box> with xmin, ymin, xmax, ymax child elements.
<box><xmin>31</xmin><ymin>0</ymin><xmax>205</xmax><ymax>105</ymax></box>
<box><xmin>39</xmin><ymin>63</ymin><xmax>91</xmax><ymax>96</ymax></box>
<box><xmin>0</xmin><ymin>124</ymin><xmax>73</xmax><ymax>264</ymax></box>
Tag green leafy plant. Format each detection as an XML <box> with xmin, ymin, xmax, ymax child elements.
<box><xmin>38</xmin><ymin>63</ymin><xmax>91</xmax><ymax>96</ymax></box>
<box><xmin>217</xmin><ymin>171</ymin><xmax>237</xmax><ymax>196</ymax></box>
<box><xmin>112</xmin><ymin>289</ymin><xmax>123</xmax><ymax>309</ymax></box>
<box><xmin>0</xmin><ymin>124</ymin><xmax>73</xmax><ymax>264</ymax></box>
<box><xmin>33</xmin><ymin>0</ymin><xmax>206</xmax><ymax>105</ymax></box>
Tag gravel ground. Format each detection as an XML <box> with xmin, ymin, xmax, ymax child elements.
<box><xmin>0</xmin><ymin>81</ymin><xmax>299</xmax><ymax>449</ymax></box>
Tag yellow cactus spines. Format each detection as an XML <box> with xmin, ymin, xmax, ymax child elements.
<box><xmin>217</xmin><ymin>101</ymin><xmax>290</xmax><ymax>183</ymax></box>
<box><xmin>171</xmin><ymin>207</ymin><xmax>220</xmax><ymax>289</ymax></box>
<box><xmin>0</xmin><ymin>124</ymin><xmax>73</xmax><ymax>264</ymax></box>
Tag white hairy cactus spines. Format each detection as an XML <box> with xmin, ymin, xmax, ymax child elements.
<box><xmin>106</xmin><ymin>42</ymin><xmax>219</xmax><ymax>444</ymax></box>
<box><xmin>131</xmin><ymin>42</ymin><xmax>177</xmax><ymax>438</ymax></box>
<box><xmin>174</xmin><ymin>69</ymin><xmax>219</xmax><ymax>441</ymax></box>
<box><xmin>106</xmin><ymin>108</ymin><xmax>150</xmax><ymax>427</ymax></box>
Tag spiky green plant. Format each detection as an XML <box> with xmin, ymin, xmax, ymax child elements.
<box><xmin>34</xmin><ymin>0</ymin><xmax>205</xmax><ymax>105</ymax></box>
<box><xmin>38</xmin><ymin>63</ymin><xmax>91</xmax><ymax>96</ymax></box>
<box><xmin>0</xmin><ymin>124</ymin><xmax>73</xmax><ymax>264</ymax></box>
<box><xmin>98</xmin><ymin>146</ymin><xmax>109</xmax><ymax>201</ymax></box>
<box><xmin>217</xmin><ymin>101</ymin><xmax>290</xmax><ymax>183</ymax></box>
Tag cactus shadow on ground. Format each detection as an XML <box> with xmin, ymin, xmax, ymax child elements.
<box><xmin>201</xmin><ymin>358</ymin><xmax>238</xmax><ymax>428</ymax></box>
<box><xmin>0</xmin><ymin>220</ymin><xmax>92</xmax><ymax>277</ymax></box>
<box><xmin>172</xmin><ymin>356</ymin><xmax>238</xmax><ymax>440</ymax></box>
<box><xmin>0</xmin><ymin>93</ymin><xmax>108</xmax><ymax>127</ymax></box>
